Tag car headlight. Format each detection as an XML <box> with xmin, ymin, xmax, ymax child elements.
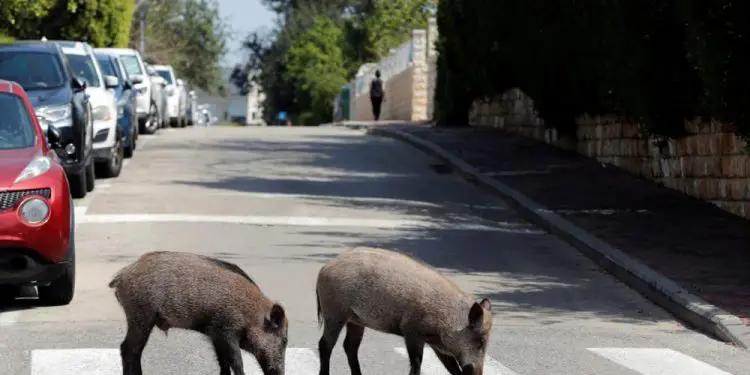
<box><xmin>14</xmin><ymin>155</ymin><xmax>52</xmax><ymax>184</ymax></box>
<box><xmin>93</xmin><ymin>105</ymin><xmax>113</xmax><ymax>121</ymax></box>
<box><xmin>36</xmin><ymin>104</ymin><xmax>72</xmax><ymax>122</ymax></box>
<box><xmin>19</xmin><ymin>198</ymin><xmax>50</xmax><ymax>225</ymax></box>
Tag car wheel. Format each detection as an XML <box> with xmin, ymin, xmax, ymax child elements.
<box><xmin>0</xmin><ymin>285</ymin><xmax>18</xmax><ymax>305</ymax></box>
<box><xmin>85</xmin><ymin>160</ymin><xmax>95</xmax><ymax>192</ymax></box>
<box><xmin>124</xmin><ymin>128</ymin><xmax>135</xmax><ymax>158</ymax></box>
<box><xmin>142</xmin><ymin>102</ymin><xmax>159</xmax><ymax>135</ymax></box>
<box><xmin>70</xmin><ymin>169</ymin><xmax>87</xmax><ymax>199</ymax></box>
<box><xmin>38</xmin><ymin>237</ymin><xmax>75</xmax><ymax>306</ymax></box>
<box><xmin>96</xmin><ymin>134</ymin><xmax>123</xmax><ymax>178</ymax></box>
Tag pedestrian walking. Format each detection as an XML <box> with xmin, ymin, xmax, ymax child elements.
<box><xmin>369</xmin><ymin>70</ymin><xmax>384</xmax><ymax>121</ymax></box>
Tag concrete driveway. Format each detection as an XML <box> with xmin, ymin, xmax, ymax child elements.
<box><xmin>0</xmin><ymin>126</ymin><xmax>747</xmax><ymax>374</ymax></box>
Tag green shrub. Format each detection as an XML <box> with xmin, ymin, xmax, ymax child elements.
<box><xmin>435</xmin><ymin>0</ymin><xmax>750</xmax><ymax>140</ymax></box>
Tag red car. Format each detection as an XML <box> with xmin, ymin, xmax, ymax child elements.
<box><xmin>0</xmin><ymin>79</ymin><xmax>75</xmax><ymax>306</ymax></box>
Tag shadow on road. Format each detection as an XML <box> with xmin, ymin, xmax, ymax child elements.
<box><xmin>166</xmin><ymin>131</ymin><xmax>676</xmax><ymax>327</ymax></box>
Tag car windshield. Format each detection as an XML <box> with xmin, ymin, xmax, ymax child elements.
<box><xmin>0</xmin><ymin>93</ymin><xmax>37</xmax><ymax>150</ymax></box>
<box><xmin>156</xmin><ymin>70</ymin><xmax>173</xmax><ymax>84</ymax></box>
<box><xmin>119</xmin><ymin>54</ymin><xmax>143</xmax><ymax>77</ymax></box>
<box><xmin>95</xmin><ymin>55</ymin><xmax>118</xmax><ymax>79</ymax></box>
<box><xmin>65</xmin><ymin>54</ymin><xmax>101</xmax><ymax>87</ymax></box>
<box><xmin>0</xmin><ymin>51</ymin><xmax>65</xmax><ymax>90</ymax></box>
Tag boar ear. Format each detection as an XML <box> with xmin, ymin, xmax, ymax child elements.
<box><xmin>468</xmin><ymin>302</ymin><xmax>485</xmax><ymax>331</ymax></box>
<box><xmin>479</xmin><ymin>298</ymin><xmax>491</xmax><ymax>311</ymax></box>
<box><xmin>265</xmin><ymin>303</ymin><xmax>286</xmax><ymax>330</ymax></box>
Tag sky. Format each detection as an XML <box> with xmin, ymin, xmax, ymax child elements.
<box><xmin>217</xmin><ymin>0</ymin><xmax>276</xmax><ymax>68</ymax></box>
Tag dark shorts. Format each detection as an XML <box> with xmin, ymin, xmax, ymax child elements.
<box><xmin>371</xmin><ymin>96</ymin><xmax>383</xmax><ymax>119</ymax></box>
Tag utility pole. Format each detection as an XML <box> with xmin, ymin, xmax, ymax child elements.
<box><xmin>135</xmin><ymin>0</ymin><xmax>149</xmax><ymax>54</ymax></box>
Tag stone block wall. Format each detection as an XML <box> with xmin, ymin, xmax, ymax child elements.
<box><xmin>351</xmin><ymin>66</ymin><xmax>414</xmax><ymax>121</ymax></box>
<box><xmin>348</xmin><ymin>23</ymin><xmax>433</xmax><ymax>122</ymax></box>
<box><xmin>469</xmin><ymin>89</ymin><xmax>750</xmax><ymax>218</ymax></box>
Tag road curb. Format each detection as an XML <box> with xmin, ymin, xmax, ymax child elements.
<box><xmin>367</xmin><ymin>126</ymin><xmax>750</xmax><ymax>349</ymax></box>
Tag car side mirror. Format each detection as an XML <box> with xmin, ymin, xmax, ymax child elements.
<box><xmin>104</xmin><ymin>75</ymin><xmax>119</xmax><ymax>89</ymax></box>
<box><xmin>47</xmin><ymin>124</ymin><xmax>62</xmax><ymax>147</ymax></box>
<box><xmin>72</xmin><ymin>77</ymin><xmax>87</xmax><ymax>92</ymax></box>
<box><xmin>160</xmin><ymin>81</ymin><xmax>167</xmax><ymax>87</ymax></box>
<box><xmin>123</xmin><ymin>80</ymin><xmax>132</xmax><ymax>90</ymax></box>
<box><xmin>130</xmin><ymin>74</ymin><xmax>144</xmax><ymax>84</ymax></box>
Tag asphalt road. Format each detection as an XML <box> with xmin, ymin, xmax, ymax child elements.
<box><xmin>1</xmin><ymin>126</ymin><xmax>749</xmax><ymax>375</ymax></box>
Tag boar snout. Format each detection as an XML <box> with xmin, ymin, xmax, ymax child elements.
<box><xmin>244</xmin><ymin>303</ymin><xmax>288</xmax><ymax>375</ymax></box>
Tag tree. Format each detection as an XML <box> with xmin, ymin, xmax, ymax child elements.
<box><xmin>0</xmin><ymin>0</ymin><xmax>133</xmax><ymax>47</ymax></box>
<box><xmin>284</xmin><ymin>16</ymin><xmax>348</xmax><ymax>124</ymax></box>
<box><xmin>131</xmin><ymin>0</ymin><xmax>229</xmax><ymax>94</ymax></box>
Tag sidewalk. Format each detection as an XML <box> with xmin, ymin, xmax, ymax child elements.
<box><xmin>366</xmin><ymin>123</ymin><xmax>750</xmax><ymax>347</ymax></box>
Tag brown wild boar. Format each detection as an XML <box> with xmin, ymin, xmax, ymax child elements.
<box><xmin>315</xmin><ymin>247</ymin><xmax>493</xmax><ymax>375</ymax></box>
<box><xmin>108</xmin><ymin>251</ymin><xmax>289</xmax><ymax>375</ymax></box>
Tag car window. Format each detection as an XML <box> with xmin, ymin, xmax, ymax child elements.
<box><xmin>65</xmin><ymin>54</ymin><xmax>101</xmax><ymax>87</ymax></box>
<box><xmin>119</xmin><ymin>54</ymin><xmax>143</xmax><ymax>76</ymax></box>
<box><xmin>114</xmin><ymin>57</ymin><xmax>129</xmax><ymax>80</ymax></box>
<box><xmin>0</xmin><ymin>93</ymin><xmax>37</xmax><ymax>150</ymax></box>
<box><xmin>156</xmin><ymin>70</ymin><xmax>173</xmax><ymax>84</ymax></box>
<box><xmin>0</xmin><ymin>51</ymin><xmax>65</xmax><ymax>90</ymax></box>
<box><xmin>95</xmin><ymin>55</ymin><xmax>118</xmax><ymax>79</ymax></box>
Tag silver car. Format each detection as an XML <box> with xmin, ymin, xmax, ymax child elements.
<box><xmin>144</xmin><ymin>63</ymin><xmax>168</xmax><ymax>128</ymax></box>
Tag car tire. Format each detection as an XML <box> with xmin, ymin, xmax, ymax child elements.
<box><xmin>70</xmin><ymin>169</ymin><xmax>87</xmax><ymax>199</ymax></box>
<box><xmin>142</xmin><ymin>102</ymin><xmax>159</xmax><ymax>135</ymax></box>
<box><xmin>0</xmin><ymin>286</ymin><xmax>18</xmax><ymax>305</ymax></box>
<box><xmin>85</xmin><ymin>160</ymin><xmax>95</xmax><ymax>192</ymax></box>
<box><xmin>96</xmin><ymin>133</ymin><xmax>123</xmax><ymax>178</ymax></box>
<box><xmin>38</xmin><ymin>232</ymin><xmax>75</xmax><ymax>307</ymax></box>
<box><xmin>124</xmin><ymin>127</ymin><xmax>135</xmax><ymax>158</ymax></box>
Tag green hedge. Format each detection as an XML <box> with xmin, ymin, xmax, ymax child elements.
<box><xmin>435</xmin><ymin>0</ymin><xmax>750</xmax><ymax>140</ymax></box>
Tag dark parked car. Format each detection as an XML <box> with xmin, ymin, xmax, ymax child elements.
<box><xmin>0</xmin><ymin>41</ymin><xmax>95</xmax><ymax>198</ymax></box>
<box><xmin>94</xmin><ymin>51</ymin><xmax>138</xmax><ymax>158</ymax></box>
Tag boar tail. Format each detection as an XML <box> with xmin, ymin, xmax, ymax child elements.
<box><xmin>316</xmin><ymin>287</ymin><xmax>322</xmax><ymax>329</ymax></box>
<box><xmin>108</xmin><ymin>263</ymin><xmax>133</xmax><ymax>288</ymax></box>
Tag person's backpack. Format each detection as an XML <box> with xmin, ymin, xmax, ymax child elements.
<box><xmin>370</xmin><ymin>78</ymin><xmax>383</xmax><ymax>98</ymax></box>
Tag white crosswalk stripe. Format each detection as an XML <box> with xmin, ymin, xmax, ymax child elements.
<box><xmin>26</xmin><ymin>346</ymin><xmax>736</xmax><ymax>375</ymax></box>
<box><xmin>588</xmin><ymin>348</ymin><xmax>733</xmax><ymax>375</ymax></box>
<box><xmin>394</xmin><ymin>346</ymin><xmax>519</xmax><ymax>375</ymax></box>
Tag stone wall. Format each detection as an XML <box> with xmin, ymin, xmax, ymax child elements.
<box><xmin>469</xmin><ymin>88</ymin><xmax>750</xmax><ymax>219</ymax></box>
<box><xmin>347</xmin><ymin>22</ymin><xmax>434</xmax><ymax>122</ymax></box>
<box><xmin>352</xmin><ymin>66</ymin><xmax>414</xmax><ymax>121</ymax></box>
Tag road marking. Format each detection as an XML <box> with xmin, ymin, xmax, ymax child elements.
<box><xmin>31</xmin><ymin>348</ymin><xmax>121</xmax><ymax>375</ymax></box>
<box><xmin>245</xmin><ymin>348</ymin><xmax>319</xmax><ymax>374</ymax></box>
<box><xmin>587</xmin><ymin>348</ymin><xmax>734</xmax><ymax>375</ymax></box>
<box><xmin>394</xmin><ymin>347</ymin><xmax>518</xmax><ymax>375</ymax></box>
<box><xmin>77</xmin><ymin>213</ymin><xmax>545</xmax><ymax>233</ymax></box>
<box><xmin>97</xmin><ymin>183</ymin><xmax>112</xmax><ymax>190</ymax></box>
<box><xmin>74</xmin><ymin>206</ymin><xmax>88</xmax><ymax>217</ymax></box>
<box><xmin>32</xmin><ymin>347</ymin><xmax>319</xmax><ymax>375</ymax></box>
<box><xmin>0</xmin><ymin>310</ymin><xmax>20</xmax><ymax>326</ymax></box>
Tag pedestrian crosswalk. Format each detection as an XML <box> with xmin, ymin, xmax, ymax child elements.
<box><xmin>24</xmin><ymin>345</ymin><xmax>735</xmax><ymax>375</ymax></box>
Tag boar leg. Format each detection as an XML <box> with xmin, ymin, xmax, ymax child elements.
<box><xmin>317</xmin><ymin>317</ymin><xmax>345</xmax><ymax>375</ymax></box>
<box><xmin>342</xmin><ymin>323</ymin><xmax>365</xmax><ymax>375</ymax></box>
<box><xmin>212</xmin><ymin>335</ymin><xmax>245</xmax><ymax>375</ymax></box>
<box><xmin>404</xmin><ymin>338</ymin><xmax>425</xmax><ymax>375</ymax></box>
<box><xmin>120</xmin><ymin>317</ymin><xmax>155</xmax><ymax>375</ymax></box>
<box><xmin>430</xmin><ymin>349</ymin><xmax>462</xmax><ymax>375</ymax></box>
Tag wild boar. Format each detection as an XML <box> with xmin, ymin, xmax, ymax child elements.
<box><xmin>315</xmin><ymin>246</ymin><xmax>493</xmax><ymax>375</ymax></box>
<box><xmin>108</xmin><ymin>251</ymin><xmax>289</xmax><ymax>375</ymax></box>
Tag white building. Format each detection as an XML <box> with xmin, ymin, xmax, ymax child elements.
<box><xmin>196</xmin><ymin>67</ymin><xmax>266</xmax><ymax>126</ymax></box>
